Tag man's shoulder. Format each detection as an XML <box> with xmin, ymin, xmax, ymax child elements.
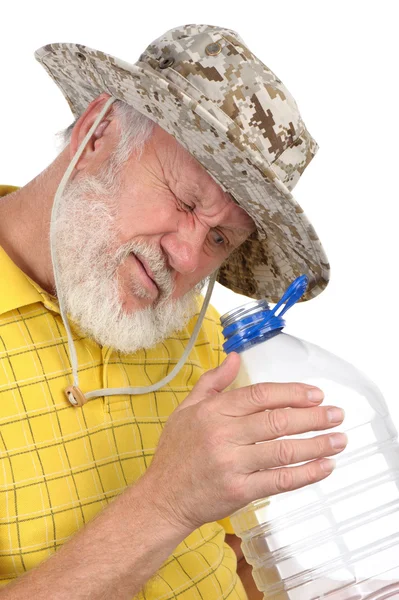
<box><xmin>182</xmin><ymin>299</ymin><xmax>225</xmax><ymax>369</ymax></box>
<box><xmin>0</xmin><ymin>184</ymin><xmax>19</xmax><ymax>197</ymax></box>
<box><xmin>186</xmin><ymin>298</ymin><xmax>223</xmax><ymax>336</ymax></box>
<box><xmin>203</xmin><ymin>301</ymin><xmax>223</xmax><ymax>328</ymax></box>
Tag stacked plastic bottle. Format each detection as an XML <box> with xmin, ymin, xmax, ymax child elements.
<box><xmin>221</xmin><ymin>276</ymin><xmax>399</xmax><ymax>599</ymax></box>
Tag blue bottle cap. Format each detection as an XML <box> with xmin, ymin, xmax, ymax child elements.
<box><xmin>221</xmin><ymin>275</ymin><xmax>309</xmax><ymax>354</ymax></box>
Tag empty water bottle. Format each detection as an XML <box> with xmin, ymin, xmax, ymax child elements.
<box><xmin>221</xmin><ymin>276</ymin><xmax>399</xmax><ymax>599</ymax></box>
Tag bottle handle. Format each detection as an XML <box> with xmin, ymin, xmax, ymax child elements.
<box><xmin>270</xmin><ymin>275</ymin><xmax>309</xmax><ymax>320</ymax></box>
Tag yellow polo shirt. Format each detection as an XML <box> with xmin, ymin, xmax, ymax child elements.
<box><xmin>0</xmin><ymin>185</ymin><xmax>247</xmax><ymax>599</ymax></box>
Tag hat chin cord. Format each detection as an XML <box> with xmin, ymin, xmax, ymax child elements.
<box><xmin>50</xmin><ymin>96</ymin><xmax>217</xmax><ymax>407</ymax></box>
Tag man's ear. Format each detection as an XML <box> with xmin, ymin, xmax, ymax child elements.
<box><xmin>69</xmin><ymin>92</ymin><xmax>115</xmax><ymax>171</ymax></box>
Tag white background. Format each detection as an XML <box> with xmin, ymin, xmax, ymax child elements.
<box><xmin>1</xmin><ymin>1</ymin><xmax>398</xmax><ymax>423</ymax></box>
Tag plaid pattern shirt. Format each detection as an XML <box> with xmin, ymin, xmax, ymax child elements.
<box><xmin>0</xmin><ymin>185</ymin><xmax>247</xmax><ymax>600</ymax></box>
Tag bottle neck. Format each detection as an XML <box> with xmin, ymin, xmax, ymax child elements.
<box><xmin>221</xmin><ymin>275</ymin><xmax>309</xmax><ymax>354</ymax></box>
<box><xmin>221</xmin><ymin>299</ymin><xmax>285</xmax><ymax>354</ymax></box>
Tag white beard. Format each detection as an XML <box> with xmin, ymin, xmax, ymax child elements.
<box><xmin>51</xmin><ymin>165</ymin><xmax>205</xmax><ymax>354</ymax></box>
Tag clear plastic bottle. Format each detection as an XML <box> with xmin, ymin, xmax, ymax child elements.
<box><xmin>221</xmin><ymin>276</ymin><xmax>399</xmax><ymax>600</ymax></box>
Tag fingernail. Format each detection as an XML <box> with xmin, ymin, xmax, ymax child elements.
<box><xmin>307</xmin><ymin>388</ymin><xmax>324</xmax><ymax>402</ymax></box>
<box><xmin>321</xmin><ymin>458</ymin><xmax>336</xmax><ymax>473</ymax></box>
<box><xmin>327</xmin><ymin>408</ymin><xmax>345</xmax><ymax>423</ymax></box>
<box><xmin>330</xmin><ymin>432</ymin><xmax>348</xmax><ymax>449</ymax></box>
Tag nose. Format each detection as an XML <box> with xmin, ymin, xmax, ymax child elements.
<box><xmin>161</xmin><ymin>229</ymin><xmax>206</xmax><ymax>274</ymax></box>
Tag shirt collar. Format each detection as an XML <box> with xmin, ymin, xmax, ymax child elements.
<box><xmin>0</xmin><ymin>247</ymin><xmax>43</xmax><ymax>315</ymax></box>
<box><xmin>0</xmin><ymin>185</ymin><xmax>60</xmax><ymax>316</ymax></box>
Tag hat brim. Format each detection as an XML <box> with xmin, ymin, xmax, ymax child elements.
<box><xmin>35</xmin><ymin>43</ymin><xmax>330</xmax><ymax>303</ymax></box>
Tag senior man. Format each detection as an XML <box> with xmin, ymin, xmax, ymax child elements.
<box><xmin>0</xmin><ymin>24</ymin><xmax>346</xmax><ymax>599</ymax></box>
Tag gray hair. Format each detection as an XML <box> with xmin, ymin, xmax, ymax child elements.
<box><xmin>56</xmin><ymin>100</ymin><xmax>155</xmax><ymax>169</ymax></box>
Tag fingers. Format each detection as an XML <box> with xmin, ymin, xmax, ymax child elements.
<box><xmin>246</xmin><ymin>458</ymin><xmax>337</xmax><ymax>501</ymax></box>
<box><xmin>177</xmin><ymin>352</ymin><xmax>241</xmax><ymax>409</ymax></box>
<box><xmin>239</xmin><ymin>432</ymin><xmax>348</xmax><ymax>471</ymax></box>
<box><xmin>218</xmin><ymin>381</ymin><xmax>325</xmax><ymax>417</ymax></box>
<box><xmin>227</xmin><ymin>405</ymin><xmax>345</xmax><ymax>444</ymax></box>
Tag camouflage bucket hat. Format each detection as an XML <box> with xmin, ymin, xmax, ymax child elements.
<box><xmin>35</xmin><ymin>24</ymin><xmax>330</xmax><ymax>303</ymax></box>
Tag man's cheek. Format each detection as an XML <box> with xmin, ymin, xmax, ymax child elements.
<box><xmin>173</xmin><ymin>278</ymin><xmax>196</xmax><ymax>298</ymax></box>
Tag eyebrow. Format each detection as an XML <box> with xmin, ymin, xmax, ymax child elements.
<box><xmin>222</xmin><ymin>225</ymin><xmax>254</xmax><ymax>236</ymax></box>
<box><xmin>184</xmin><ymin>185</ymin><xmax>256</xmax><ymax>238</ymax></box>
<box><xmin>219</xmin><ymin>225</ymin><xmax>256</xmax><ymax>249</ymax></box>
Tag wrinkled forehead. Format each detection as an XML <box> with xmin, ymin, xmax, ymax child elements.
<box><xmin>134</xmin><ymin>123</ymin><xmax>256</xmax><ymax>237</ymax></box>
<box><xmin>153</xmin><ymin>124</ymin><xmax>242</xmax><ymax>203</ymax></box>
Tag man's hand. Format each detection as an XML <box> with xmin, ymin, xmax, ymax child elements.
<box><xmin>0</xmin><ymin>354</ymin><xmax>347</xmax><ymax>600</ymax></box>
<box><xmin>143</xmin><ymin>352</ymin><xmax>347</xmax><ymax>534</ymax></box>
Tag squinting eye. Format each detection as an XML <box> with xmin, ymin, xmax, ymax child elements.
<box><xmin>180</xmin><ymin>199</ymin><xmax>194</xmax><ymax>212</ymax></box>
<box><xmin>210</xmin><ymin>230</ymin><xmax>225</xmax><ymax>246</ymax></box>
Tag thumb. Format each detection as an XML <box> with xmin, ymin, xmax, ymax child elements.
<box><xmin>179</xmin><ymin>352</ymin><xmax>241</xmax><ymax>409</ymax></box>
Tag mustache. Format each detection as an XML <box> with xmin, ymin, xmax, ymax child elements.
<box><xmin>53</xmin><ymin>166</ymin><xmax>202</xmax><ymax>354</ymax></box>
